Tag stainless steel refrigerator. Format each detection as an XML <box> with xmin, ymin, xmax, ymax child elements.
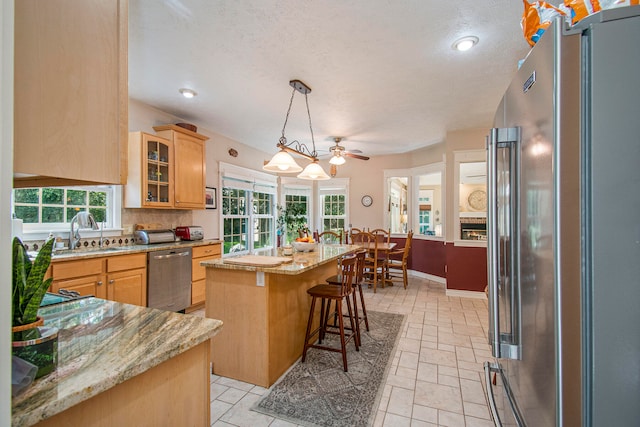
<box><xmin>484</xmin><ymin>7</ymin><xmax>640</xmax><ymax>426</ymax></box>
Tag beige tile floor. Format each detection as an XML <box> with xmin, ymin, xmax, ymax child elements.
<box><xmin>201</xmin><ymin>276</ymin><xmax>494</xmax><ymax>427</ymax></box>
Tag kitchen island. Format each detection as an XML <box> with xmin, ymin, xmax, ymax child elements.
<box><xmin>12</xmin><ymin>298</ymin><xmax>223</xmax><ymax>427</ymax></box>
<box><xmin>202</xmin><ymin>244</ymin><xmax>359</xmax><ymax>387</ymax></box>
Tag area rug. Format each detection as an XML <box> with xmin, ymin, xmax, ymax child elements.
<box><xmin>252</xmin><ymin>310</ymin><xmax>405</xmax><ymax>427</ymax></box>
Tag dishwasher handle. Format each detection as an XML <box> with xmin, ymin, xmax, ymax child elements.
<box><xmin>152</xmin><ymin>251</ymin><xmax>191</xmax><ymax>260</ymax></box>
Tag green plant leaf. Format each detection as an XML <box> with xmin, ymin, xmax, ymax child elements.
<box><xmin>13</xmin><ymin>237</ymin><xmax>54</xmax><ymax>326</ymax></box>
<box><xmin>12</xmin><ymin>238</ymin><xmax>29</xmax><ymax>326</ymax></box>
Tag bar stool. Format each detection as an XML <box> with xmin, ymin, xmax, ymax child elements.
<box><xmin>301</xmin><ymin>255</ymin><xmax>359</xmax><ymax>372</ymax></box>
<box><xmin>325</xmin><ymin>249</ymin><xmax>369</xmax><ymax>345</ymax></box>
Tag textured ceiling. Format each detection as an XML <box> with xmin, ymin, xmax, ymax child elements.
<box><xmin>128</xmin><ymin>0</ymin><xmax>545</xmax><ymax>158</ymax></box>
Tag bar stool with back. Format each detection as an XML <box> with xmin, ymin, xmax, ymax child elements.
<box><xmin>325</xmin><ymin>248</ymin><xmax>369</xmax><ymax>344</ymax></box>
<box><xmin>301</xmin><ymin>254</ymin><xmax>359</xmax><ymax>372</ymax></box>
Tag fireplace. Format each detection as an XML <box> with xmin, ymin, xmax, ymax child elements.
<box><xmin>460</xmin><ymin>218</ymin><xmax>487</xmax><ymax>241</ymax></box>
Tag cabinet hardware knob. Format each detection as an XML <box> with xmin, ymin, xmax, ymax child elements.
<box><xmin>109</xmin><ymin>279</ymin><xmax>115</xmax><ymax>284</ymax></box>
<box><xmin>97</xmin><ymin>281</ymin><xmax>103</xmax><ymax>286</ymax></box>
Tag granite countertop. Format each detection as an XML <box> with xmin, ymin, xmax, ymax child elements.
<box><xmin>201</xmin><ymin>244</ymin><xmax>360</xmax><ymax>275</ymax></box>
<box><xmin>50</xmin><ymin>239</ymin><xmax>223</xmax><ymax>261</ymax></box>
<box><xmin>11</xmin><ymin>298</ymin><xmax>223</xmax><ymax>427</ymax></box>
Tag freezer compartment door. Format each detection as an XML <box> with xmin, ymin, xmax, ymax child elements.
<box><xmin>487</xmin><ymin>127</ymin><xmax>521</xmax><ymax>360</ymax></box>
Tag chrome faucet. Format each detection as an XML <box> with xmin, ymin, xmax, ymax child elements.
<box><xmin>70</xmin><ymin>212</ymin><xmax>99</xmax><ymax>249</ymax></box>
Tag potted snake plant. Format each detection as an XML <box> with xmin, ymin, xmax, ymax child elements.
<box><xmin>12</xmin><ymin>237</ymin><xmax>58</xmax><ymax>378</ymax></box>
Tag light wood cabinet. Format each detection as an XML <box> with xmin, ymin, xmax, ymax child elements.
<box><xmin>153</xmin><ymin>125</ymin><xmax>208</xmax><ymax>209</ymax></box>
<box><xmin>51</xmin><ymin>253</ymin><xmax>147</xmax><ymax>306</ymax></box>
<box><xmin>190</xmin><ymin>243</ymin><xmax>222</xmax><ymax>308</ymax></box>
<box><xmin>106</xmin><ymin>253</ymin><xmax>147</xmax><ymax>306</ymax></box>
<box><xmin>125</xmin><ymin>132</ymin><xmax>174</xmax><ymax>209</ymax></box>
<box><xmin>13</xmin><ymin>0</ymin><xmax>128</xmax><ymax>188</ymax></box>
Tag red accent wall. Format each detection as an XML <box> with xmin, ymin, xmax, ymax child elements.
<box><xmin>390</xmin><ymin>237</ymin><xmax>487</xmax><ymax>291</ymax></box>
<box><xmin>445</xmin><ymin>243</ymin><xmax>487</xmax><ymax>292</ymax></box>
<box><xmin>393</xmin><ymin>237</ymin><xmax>446</xmax><ymax>279</ymax></box>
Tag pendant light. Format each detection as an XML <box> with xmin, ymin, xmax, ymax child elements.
<box><xmin>263</xmin><ymin>80</ymin><xmax>330</xmax><ymax>180</ymax></box>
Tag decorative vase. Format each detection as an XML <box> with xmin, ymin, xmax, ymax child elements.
<box><xmin>12</xmin><ymin>317</ymin><xmax>58</xmax><ymax>379</ymax></box>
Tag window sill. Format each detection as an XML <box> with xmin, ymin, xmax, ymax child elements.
<box><xmin>20</xmin><ymin>228</ymin><xmax>124</xmax><ymax>242</ymax></box>
<box><xmin>412</xmin><ymin>234</ymin><xmax>445</xmax><ymax>242</ymax></box>
<box><xmin>454</xmin><ymin>239</ymin><xmax>487</xmax><ymax>248</ymax></box>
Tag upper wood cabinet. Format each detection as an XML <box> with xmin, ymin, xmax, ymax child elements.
<box><xmin>153</xmin><ymin>125</ymin><xmax>208</xmax><ymax>210</ymax></box>
<box><xmin>13</xmin><ymin>0</ymin><xmax>128</xmax><ymax>188</ymax></box>
<box><xmin>124</xmin><ymin>132</ymin><xmax>174</xmax><ymax>209</ymax></box>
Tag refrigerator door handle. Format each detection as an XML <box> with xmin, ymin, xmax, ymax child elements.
<box><xmin>487</xmin><ymin>130</ymin><xmax>501</xmax><ymax>357</ymax></box>
<box><xmin>488</xmin><ymin>127</ymin><xmax>522</xmax><ymax>360</ymax></box>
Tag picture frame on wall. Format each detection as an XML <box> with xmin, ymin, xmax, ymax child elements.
<box><xmin>205</xmin><ymin>187</ymin><xmax>217</xmax><ymax>209</ymax></box>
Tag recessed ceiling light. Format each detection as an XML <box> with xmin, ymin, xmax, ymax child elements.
<box><xmin>179</xmin><ymin>88</ymin><xmax>197</xmax><ymax>98</ymax></box>
<box><xmin>452</xmin><ymin>36</ymin><xmax>479</xmax><ymax>52</ymax></box>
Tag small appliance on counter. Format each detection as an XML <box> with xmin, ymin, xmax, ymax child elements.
<box><xmin>133</xmin><ymin>229</ymin><xmax>176</xmax><ymax>245</ymax></box>
<box><xmin>175</xmin><ymin>226</ymin><xmax>204</xmax><ymax>241</ymax></box>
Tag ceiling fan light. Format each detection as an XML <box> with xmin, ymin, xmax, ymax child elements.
<box><xmin>329</xmin><ymin>154</ymin><xmax>346</xmax><ymax>165</ymax></box>
<box><xmin>297</xmin><ymin>162</ymin><xmax>331</xmax><ymax>180</ymax></box>
<box><xmin>263</xmin><ymin>150</ymin><xmax>303</xmax><ymax>173</ymax></box>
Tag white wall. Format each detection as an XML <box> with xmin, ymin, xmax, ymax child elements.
<box><xmin>1</xmin><ymin>1</ymin><xmax>14</xmax><ymax>423</ymax></box>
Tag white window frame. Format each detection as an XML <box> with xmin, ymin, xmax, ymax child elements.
<box><xmin>384</xmin><ymin>161</ymin><xmax>446</xmax><ymax>241</ymax></box>
<box><xmin>317</xmin><ymin>178</ymin><xmax>349</xmax><ymax>233</ymax></box>
<box><xmin>219</xmin><ymin>162</ymin><xmax>277</xmax><ymax>256</ymax></box>
<box><xmin>453</xmin><ymin>149</ymin><xmax>487</xmax><ymax>247</ymax></box>
<box><xmin>12</xmin><ymin>185</ymin><xmax>123</xmax><ymax>241</ymax></box>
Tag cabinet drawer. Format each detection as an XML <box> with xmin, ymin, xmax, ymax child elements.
<box><xmin>192</xmin><ymin>244</ymin><xmax>221</xmax><ymax>259</ymax></box>
<box><xmin>52</xmin><ymin>258</ymin><xmax>104</xmax><ymax>280</ymax></box>
<box><xmin>107</xmin><ymin>253</ymin><xmax>147</xmax><ymax>273</ymax></box>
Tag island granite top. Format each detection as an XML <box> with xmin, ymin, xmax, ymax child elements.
<box><xmin>201</xmin><ymin>244</ymin><xmax>360</xmax><ymax>275</ymax></box>
<box><xmin>11</xmin><ymin>298</ymin><xmax>223</xmax><ymax>427</ymax></box>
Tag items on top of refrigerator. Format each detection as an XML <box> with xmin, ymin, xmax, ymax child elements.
<box><xmin>521</xmin><ymin>0</ymin><xmax>639</xmax><ymax>46</ymax></box>
<box><xmin>563</xmin><ymin>0</ymin><xmax>640</xmax><ymax>25</ymax></box>
<box><xmin>521</xmin><ymin>1</ymin><xmax>567</xmax><ymax>47</ymax></box>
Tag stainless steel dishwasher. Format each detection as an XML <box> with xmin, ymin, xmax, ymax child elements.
<box><xmin>147</xmin><ymin>247</ymin><xmax>192</xmax><ymax>312</ymax></box>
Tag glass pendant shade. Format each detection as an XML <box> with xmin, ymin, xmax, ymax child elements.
<box><xmin>297</xmin><ymin>162</ymin><xmax>330</xmax><ymax>180</ymax></box>
<box><xmin>329</xmin><ymin>154</ymin><xmax>346</xmax><ymax>165</ymax></box>
<box><xmin>263</xmin><ymin>150</ymin><xmax>303</xmax><ymax>173</ymax></box>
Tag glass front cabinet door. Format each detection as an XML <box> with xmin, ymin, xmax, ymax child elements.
<box><xmin>125</xmin><ymin>132</ymin><xmax>174</xmax><ymax>209</ymax></box>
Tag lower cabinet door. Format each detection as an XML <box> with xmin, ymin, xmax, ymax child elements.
<box><xmin>107</xmin><ymin>268</ymin><xmax>147</xmax><ymax>306</ymax></box>
<box><xmin>52</xmin><ymin>274</ymin><xmax>107</xmax><ymax>299</ymax></box>
<box><xmin>191</xmin><ymin>278</ymin><xmax>205</xmax><ymax>305</ymax></box>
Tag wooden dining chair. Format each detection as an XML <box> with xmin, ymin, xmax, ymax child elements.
<box><xmin>349</xmin><ymin>228</ymin><xmax>366</xmax><ymax>244</ymax></box>
<box><xmin>369</xmin><ymin>228</ymin><xmax>391</xmax><ymax>271</ymax></box>
<box><xmin>351</xmin><ymin>231</ymin><xmax>384</xmax><ymax>293</ymax></box>
<box><xmin>369</xmin><ymin>228</ymin><xmax>391</xmax><ymax>245</ymax></box>
<box><xmin>302</xmin><ymin>254</ymin><xmax>359</xmax><ymax>372</ymax></box>
<box><xmin>386</xmin><ymin>230</ymin><xmax>413</xmax><ymax>289</ymax></box>
<box><xmin>314</xmin><ymin>229</ymin><xmax>343</xmax><ymax>244</ymax></box>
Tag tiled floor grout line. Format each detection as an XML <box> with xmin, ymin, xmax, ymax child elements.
<box><xmin>202</xmin><ymin>277</ymin><xmax>494</xmax><ymax>427</ymax></box>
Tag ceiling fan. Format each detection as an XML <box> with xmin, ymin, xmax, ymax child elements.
<box><xmin>326</xmin><ymin>137</ymin><xmax>370</xmax><ymax>177</ymax></box>
<box><xmin>328</xmin><ymin>137</ymin><xmax>370</xmax><ymax>166</ymax></box>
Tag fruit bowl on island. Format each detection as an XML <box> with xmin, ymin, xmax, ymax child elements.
<box><xmin>292</xmin><ymin>241</ymin><xmax>318</xmax><ymax>252</ymax></box>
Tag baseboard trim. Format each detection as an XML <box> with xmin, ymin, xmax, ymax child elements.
<box><xmin>409</xmin><ymin>270</ymin><xmax>446</xmax><ymax>285</ymax></box>
<box><xmin>445</xmin><ymin>289</ymin><xmax>487</xmax><ymax>299</ymax></box>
